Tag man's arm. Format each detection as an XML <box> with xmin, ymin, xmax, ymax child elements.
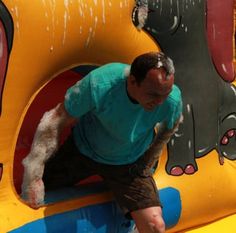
<box><xmin>143</xmin><ymin>115</ymin><xmax>183</xmax><ymax>169</ymax></box>
<box><xmin>21</xmin><ymin>103</ymin><xmax>76</xmax><ymax>208</ymax></box>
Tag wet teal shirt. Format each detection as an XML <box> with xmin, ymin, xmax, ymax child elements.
<box><xmin>64</xmin><ymin>63</ymin><xmax>182</xmax><ymax>165</ymax></box>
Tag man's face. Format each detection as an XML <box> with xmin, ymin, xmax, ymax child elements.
<box><xmin>131</xmin><ymin>68</ymin><xmax>174</xmax><ymax>111</ymax></box>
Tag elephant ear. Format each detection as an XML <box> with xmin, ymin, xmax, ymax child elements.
<box><xmin>206</xmin><ymin>0</ymin><xmax>235</xmax><ymax>82</ymax></box>
<box><xmin>0</xmin><ymin>1</ymin><xmax>14</xmax><ymax>115</ymax></box>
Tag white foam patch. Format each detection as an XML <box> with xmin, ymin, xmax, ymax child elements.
<box><xmin>65</xmin><ymin>93</ymin><xmax>70</xmax><ymax>100</ymax></box>
<box><xmin>73</xmin><ymin>87</ymin><xmax>81</xmax><ymax>94</ymax></box>
<box><xmin>62</xmin><ymin>0</ymin><xmax>71</xmax><ymax>44</ymax></box>
<box><xmin>14</xmin><ymin>5</ymin><xmax>19</xmax><ymax>17</ymax></box>
<box><xmin>124</xmin><ymin>66</ymin><xmax>130</xmax><ymax>77</ymax></box>
<box><xmin>90</xmin><ymin>7</ymin><xmax>93</xmax><ymax>17</ymax></box>
<box><xmin>157</xmin><ymin>61</ymin><xmax>163</xmax><ymax>68</ymax></box>
<box><xmin>85</xmin><ymin>27</ymin><xmax>93</xmax><ymax>47</ymax></box>
<box><xmin>64</xmin><ymin>0</ymin><xmax>69</xmax><ymax>8</ymax></box>
<box><xmin>21</xmin><ymin>104</ymin><xmax>68</xmax><ymax>206</ymax></box>
<box><xmin>12</xmin><ymin>5</ymin><xmax>20</xmax><ymax>34</ymax></box>
<box><xmin>102</xmin><ymin>0</ymin><xmax>106</xmax><ymax>24</ymax></box>
<box><xmin>137</xmin><ymin>5</ymin><xmax>148</xmax><ymax>29</ymax></box>
<box><xmin>63</xmin><ymin>11</ymin><xmax>68</xmax><ymax>44</ymax></box>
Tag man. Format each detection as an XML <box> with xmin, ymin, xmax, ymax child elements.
<box><xmin>22</xmin><ymin>51</ymin><xmax>182</xmax><ymax>233</ymax></box>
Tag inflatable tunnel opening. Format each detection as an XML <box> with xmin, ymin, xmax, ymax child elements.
<box><xmin>13</xmin><ymin>65</ymin><xmax>103</xmax><ymax>197</ymax></box>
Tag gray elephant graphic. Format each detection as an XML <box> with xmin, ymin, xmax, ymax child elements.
<box><xmin>133</xmin><ymin>0</ymin><xmax>236</xmax><ymax>175</ymax></box>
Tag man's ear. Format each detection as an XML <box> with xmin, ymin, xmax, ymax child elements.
<box><xmin>129</xmin><ymin>75</ymin><xmax>137</xmax><ymax>85</ymax></box>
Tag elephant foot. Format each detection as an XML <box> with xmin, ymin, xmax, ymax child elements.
<box><xmin>219</xmin><ymin>129</ymin><xmax>236</xmax><ymax>161</ymax></box>
<box><xmin>221</xmin><ymin>129</ymin><xmax>235</xmax><ymax>145</ymax></box>
<box><xmin>218</xmin><ymin>127</ymin><xmax>236</xmax><ymax>160</ymax></box>
<box><xmin>170</xmin><ymin>164</ymin><xmax>197</xmax><ymax>176</ymax></box>
<box><xmin>184</xmin><ymin>164</ymin><xmax>195</xmax><ymax>174</ymax></box>
<box><xmin>170</xmin><ymin>166</ymin><xmax>184</xmax><ymax>176</ymax></box>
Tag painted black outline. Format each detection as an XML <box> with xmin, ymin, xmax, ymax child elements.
<box><xmin>0</xmin><ymin>163</ymin><xmax>3</xmax><ymax>182</ymax></box>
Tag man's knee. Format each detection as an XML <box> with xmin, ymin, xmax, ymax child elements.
<box><xmin>148</xmin><ymin>214</ymin><xmax>165</xmax><ymax>233</ymax></box>
<box><xmin>131</xmin><ymin>207</ymin><xmax>165</xmax><ymax>233</ymax></box>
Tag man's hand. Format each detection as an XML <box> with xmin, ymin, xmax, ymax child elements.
<box><xmin>21</xmin><ymin>178</ymin><xmax>45</xmax><ymax>209</ymax></box>
<box><xmin>144</xmin><ymin>115</ymin><xmax>183</xmax><ymax>169</ymax></box>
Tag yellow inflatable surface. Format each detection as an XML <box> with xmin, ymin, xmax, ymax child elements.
<box><xmin>0</xmin><ymin>0</ymin><xmax>235</xmax><ymax>233</ymax></box>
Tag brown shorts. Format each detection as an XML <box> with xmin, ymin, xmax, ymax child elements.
<box><xmin>43</xmin><ymin>134</ymin><xmax>161</xmax><ymax>218</ymax></box>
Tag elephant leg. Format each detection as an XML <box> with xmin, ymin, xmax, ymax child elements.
<box><xmin>217</xmin><ymin>83</ymin><xmax>236</xmax><ymax>162</ymax></box>
<box><xmin>218</xmin><ymin>113</ymin><xmax>236</xmax><ymax>162</ymax></box>
<box><xmin>166</xmin><ymin>104</ymin><xmax>197</xmax><ymax>176</ymax></box>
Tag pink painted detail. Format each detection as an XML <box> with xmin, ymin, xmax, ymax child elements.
<box><xmin>227</xmin><ymin>129</ymin><xmax>235</xmax><ymax>138</ymax></box>
<box><xmin>221</xmin><ymin>136</ymin><xmax>229</xmax><ymax>145</ymax></box>
<box><xmin>184</xmin><ymin>164</ymin><xmax>195</xmax><ymax>175</ymax></box>
<box><xmin>170</xmin><ymin>166</ymin><xmax>184</xmax><ymax>176</ymax></box>
<box><xmin>207</xmin><ymin>0</ymin><xmax>235</xmax><ymax>82</ymax></box>
<box><xmin>219</xmin><ymin>156</ymin><xmax>225</xmax><ymax>165</ymax></box>
<box><xmin>0</xmin><ymin>163</ymin><xmax>2</xmax><ymax>181</ymax></box>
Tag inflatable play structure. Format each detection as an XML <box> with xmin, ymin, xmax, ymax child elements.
<box><xmin>0</xmin><ymin>0</ymin><xmax>235</xmax><ymax>232</ymax></box>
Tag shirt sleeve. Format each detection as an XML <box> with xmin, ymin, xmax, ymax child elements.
<box><xmin>64</xmin><ymin>75</ymin><xmax>95</xmax><ymax>118</ymax></box>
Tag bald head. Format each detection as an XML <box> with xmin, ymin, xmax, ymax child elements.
<box><xmin>147</xmin><ymin>67</ymin><xmax>174</xmax><ymax>95</ymax></box>
<box><xmin>130</xmin><ymin>51</ymin><xmax>175</xmax><ymax>85</ymax></box>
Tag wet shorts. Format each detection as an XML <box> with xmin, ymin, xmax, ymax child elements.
<box><xmin>43</xmin><ymin>134</ymin><xmax>161</xmax><ymax>218</ymax></box>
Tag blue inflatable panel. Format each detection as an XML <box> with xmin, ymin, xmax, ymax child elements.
<box><xmin>9</xmin><ymin>202</ymin><xmax>134</xmax><ymax>233</ymax></box>
<box><xmin>160</xmin><ymin>187</ymin><xmax>182</xmax><ymax>228</ymax></box>
<box><xmin>9</xmin><ymin>186</ymin><xmax>181</xmax><ymax>233</ymax></box>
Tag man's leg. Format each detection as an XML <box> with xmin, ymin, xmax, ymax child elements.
<box><xmin>100</xmin><ymin>159</ymin><xmax>164</xmax><ymax>233</ymax></box>
<box><xmin>131</xmin><ymin>206</ymin><xmax>165</xmax><ymax>233</ymax></box>
<box><xmin>43</xmin><ymin>134</ymin><xmax>95</xmax><ymax>190</ymax></box>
